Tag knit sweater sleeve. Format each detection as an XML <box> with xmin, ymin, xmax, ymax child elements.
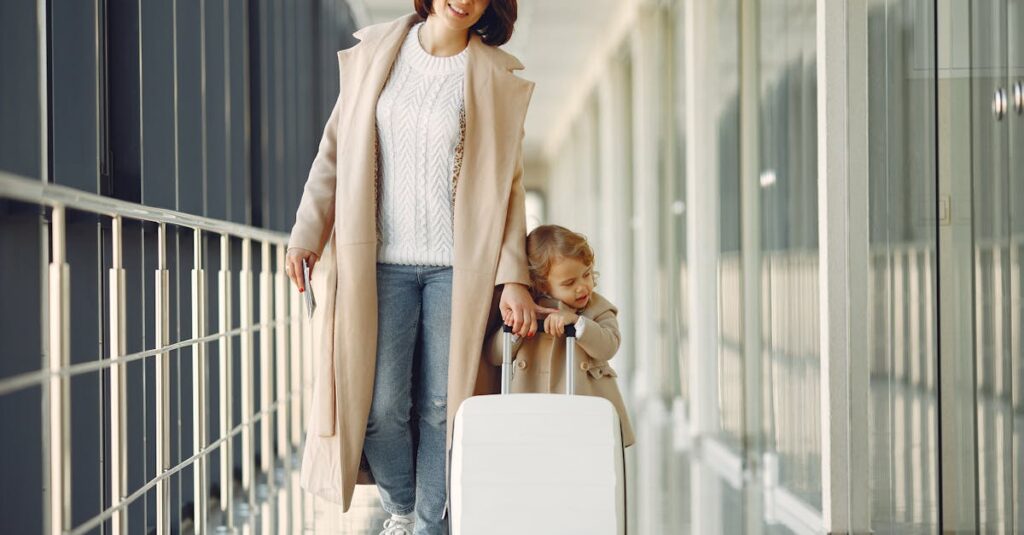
<box><xmin>288</xmin><ymin>85</ymin><xmax>341</xmax><ymax>256</ymax></box>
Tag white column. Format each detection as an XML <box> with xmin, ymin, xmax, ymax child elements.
<box><xmin>631</xmin><ymin>4</ymin><xmax>672</xmax><ymax>534</ymax></box>
<box><xmin>579</xmin><ymin>101</ymin><xmax>600</xmax><ymax>241</ymax></box>
<box><xmin>685</xmin><ymin>0</ymin><xmax>723</xmax><ymax>532</ymax></box>
<box><xmin>685</xmin><ymin>0</ymin><xmax>721</xmax><ymax>442</ymax></box>
<box><xmin>817</xmin><ymin>0</ymin><xmax>870</xmax><ymax>531</ymax></box>
<box><xmin>597</xmin><ymin>57</ymin><xmax>635</xmax><ymax>380</ymax></box>
<box><xmin>630</xmin><ymin>3</ymin><xmax>664</xmax><ymax>404</ymax></box>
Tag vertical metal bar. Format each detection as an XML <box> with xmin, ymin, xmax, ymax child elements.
<box><xmin>36</xmin><ymin>0</ymin><xmax>48</xmax><ymax>184</ymax></box>
<box><xmin>47</xmin><ymin>206</ymin><xmax>70</xmax><ymax>535</ymax></box>
<box><xmin>155</xmin><ymin>223</ymin><xmax>170</xmax><ymax>535</ymax></box>
<box><xmin>259</xmin><ymin>241</ymin><xmax>273</xmax><ymax>479</ymax></box>
<box><xmin>565</xmin><ymin>329</ymin><xmax>576</xmax><ymax>396</ymax></box>
<box><xmin>110</xmin><ymin>216</ymin><xmax>127</xmax><ymax>534</ymax></box>
<box><xmin>218</xmin><ymin>233</ymin><xmax>233</xmax><ymax>527</ymax></box>
<box><xmin>501</xmin><ymin>329</ymin><xmax>513</xmax><ymax>395</ymax></box>
<box><xmin>289</xmin><ymin>272</ymin><xmax>302</xmax><ymax>448</ymax></box>
<box><xmin>191</xmin><ymin>228</ymin><xmax>208</xmax><ymax>534</ymax></box>
<box><xmin>240</xmin><ymin>237</ymin><xmax>255</xmax><ymax>512</ymax></box>
<box><xmin>275</xmin><ymin>245</ymin><xmax>288</xmax><ymax>462</ymax></box>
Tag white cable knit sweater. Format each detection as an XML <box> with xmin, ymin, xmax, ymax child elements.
<box><xmin>375</xmin><ymin>21</ymin><xmax>466</xmax><ymax>266</ymax></box>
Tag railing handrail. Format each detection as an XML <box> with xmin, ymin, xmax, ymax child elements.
<box><xmin>0</xmin><ymin>171</ymin><xmax>289</xmax><ymax>244</ymax></box>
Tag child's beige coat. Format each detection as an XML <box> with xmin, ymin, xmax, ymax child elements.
<box><xmin>484</xmin><ymin>291</ymin><xmax>636</xmax><ymax>446</ymax></box>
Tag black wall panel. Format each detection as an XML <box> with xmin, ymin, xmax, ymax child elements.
<box><xmin>51</xmin><ymin>0</ymin><xmax>101</xmax><ymax>194</ymax></box>
<box><xmin>206</xmin><ymin>1</ymin><xmax>229</xmax><ymax>221</ymax></box>
<box><xmin>176</xmin><ymin>0</ymin><xmax>205</xmax><ymax>216</ymax></box>
<box><xmin>0</xmin><ymin>0</ymin><xmax>41</xmax><ymax>179</ymax></box>
<box><xmin>0</xmin><ymin>2</ymin><xmax>361</xmax><ymax>532</ymax></box>
<box><xmin>139</xmin><ymin>0</ymin><xmax>178</xmax><ymax>210</ymax></box>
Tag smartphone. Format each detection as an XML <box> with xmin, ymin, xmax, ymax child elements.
<box><xmin>302</xmin><ymin>258</ymin><xmax>317</xmax><ymax>318</ymax></box>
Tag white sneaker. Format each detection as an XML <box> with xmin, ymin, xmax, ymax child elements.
<box><xmin>380</xmin><ymin>514</ymin><xmax>415</xmax><ymax>535</ymax></box>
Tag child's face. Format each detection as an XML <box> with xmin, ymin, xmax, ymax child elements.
<box><xmin>544</xmin><ymin>257</ymin><xmax>594</xmax><ymax>309</ymax></box>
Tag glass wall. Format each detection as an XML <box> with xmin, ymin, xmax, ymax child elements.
<box><xmin>970</xmin><ymin>0</ymin><xmax>1022</xmax><ymax>530</ymax></box>
<box><xmin>713</xmin><ymin>0</ymin><xmax>745</xmax><ymax>452</ymax></box>
<box><xmin>862</xmin><ymin>1</ymin><xmax>941</xmax><ymax>532</ymax></box>
<box><xmin>758</xmin><ymin>0</ymin><xmax>821</xmax><ymax>511</ymax></box>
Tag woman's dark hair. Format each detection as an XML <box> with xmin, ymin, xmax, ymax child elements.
<box><xmin>414</xmin><ymin>0</ymin><xmax>517</xmax><ymax>47</ymax></box>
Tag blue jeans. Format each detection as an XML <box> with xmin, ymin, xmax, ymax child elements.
<box><xmin>363</xmin><ymin>263</ymin><xmax>452</xmax><ymax>535</ymax></box>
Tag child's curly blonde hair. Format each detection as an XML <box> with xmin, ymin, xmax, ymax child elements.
<box><xmin>526</xmin><ymin>225</ymin><xmax>598</xmax><ymax>296</ymax></box>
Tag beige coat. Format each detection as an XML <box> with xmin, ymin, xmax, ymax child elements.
<box><xmin>483</xmin><ymin>292</ymin><xmax>636</xmax><ymax>447</ymax></box>
<box><xmin>292</xmin><ymin>13</ymin><xmax>535</xmax><ymax>511</ymax></box>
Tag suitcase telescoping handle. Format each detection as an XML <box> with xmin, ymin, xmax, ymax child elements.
<box><xmin>501</xmin><ymin>321</ymin><xmax>577</xmax><ymax>396</ymax></box>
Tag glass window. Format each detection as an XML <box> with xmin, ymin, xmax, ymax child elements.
<box><xmin>758</xmin><ymin>0</ymin><xmax>822</xmax><ymax>510</ymax></box>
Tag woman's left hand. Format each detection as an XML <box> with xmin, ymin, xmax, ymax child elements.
<box><xmin>499</xmin><ymin>283</ymin><xmax>557</xmax><ymax>338</ymax></box>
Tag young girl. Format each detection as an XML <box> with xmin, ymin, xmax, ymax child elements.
<box><xmin>484</xmin><ymin>224</ymin><xmax>635</xmax><ymax>447</ymax></box>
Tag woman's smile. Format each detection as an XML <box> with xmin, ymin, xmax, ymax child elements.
<box><xmin>447</xmin><ymin>2</ymin><xmax>470</xmax><ymax>19</ymax></box>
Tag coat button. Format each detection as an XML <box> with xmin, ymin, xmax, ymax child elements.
<box><xmin>516</xmin><ymin>360</ymin><xmax>527</xmax><ymax>370</ymax></box>
<box><xmin>580</xmin><ymin>361</ymin><xmax>590</xmax><ymax>371</ymax></box>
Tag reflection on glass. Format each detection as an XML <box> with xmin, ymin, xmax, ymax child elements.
<box><xmin>866</xmin><ymin>1</ymin><xmax>939</xmax><ymax>531</ymax></box>
<box><xmin>758</xmin><ymin>0</ymin><xmax>821</xmax><ymax>510</ymax></box>
<box><xmin>714</xmin><ymin>0</ymin><xmax>744</xmax><ymax>452</ymax></box>
<box><xmin>668</xmin><ymin>1</ymin><xmax>689</xmax><ymax>409</ymax></box>
<box><xmin>972</xmin><ymin>0</ymin><xmax>1015</xmax><ymax>531</ymax></box>
<box><xmin>1009</xmin><ymin>0</ymin><xmax>1024</xmax><ymax>529</ymax></box>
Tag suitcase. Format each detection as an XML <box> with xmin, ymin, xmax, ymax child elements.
<box><xmin>450</xmin><ymin>322</ymin><xmax>627</xmax><ymax>534</ymax></box>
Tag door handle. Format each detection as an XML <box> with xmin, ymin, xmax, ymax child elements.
<box><xmin>1014</xmin><ymin>81</ymin><xmax>1023</xmax><ymax>115</ymax></box>
<box><xmin>994</xmin><ymin>88</ymin><xmax>1008</xmax><ymax>121</ymax></box>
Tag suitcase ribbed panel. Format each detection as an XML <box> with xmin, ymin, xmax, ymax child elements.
<box><xmin>451</xmin><ymin>394</ymin><xmax>625</xmax><ymax>535</ymax></box>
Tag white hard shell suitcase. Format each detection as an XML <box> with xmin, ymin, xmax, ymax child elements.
<box><xmin>450</xmin><ymin>322</ymin><xmax>627</xmax><ymax>535</ymax></box>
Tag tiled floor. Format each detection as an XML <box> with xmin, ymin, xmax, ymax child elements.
<box><xmin>301</xmin><ymin>483</ymin><xmax>390</xmax><ymax>534</ymax></box>
<box><xmin>184</xmin><ymin>455</ymin><xmax>389</xmax><ymax>535</ymax></box>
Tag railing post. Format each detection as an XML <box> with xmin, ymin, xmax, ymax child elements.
<box><xmin>155</xmin><ymin>223</ymin><xmax>170</xmax><ymax>535</ymax></box>
<box><xmin>191</xmin><ymin>228</ymin><xmax>208</xmax><ymax>534</ymax></box>
<box><xmin>275</xmin><ymin>244</ymin><xmax>289</xmax><ymax>465</ymax></box>
<box><xmin>46</xmin><ymin>206</ymin><xmax>70</xmax><ymax>535</ymax></box>
<box><xmin>109</xmin><ymin>215</ymin><xmax>127</xmax><ymax>534</ymax></box>
<box><xmin>218</xmin><ymin>233</ymin><xmax>234</xmax><ymax>528</ymax></box>
<box><xmin>259</xmin><ymin>241</ymin><xmax>273</xmax><ymax>486</ymax></box>
<box><xmin>240</xmin><ymin>237</ymin><xmax>255</xmax><ymax>513</ymax></box>
<box><xmin>290</xmin><ymin>271</ymin><xmax>302</xmax><ymax>449</ymax></box>
<box><xmin>274</xmin><ymin>244</ymin><xmax>291</xmax><ymax>533</ymax></box>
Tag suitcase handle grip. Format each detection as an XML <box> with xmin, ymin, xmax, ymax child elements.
<box><xmin>501</xmin><ymin>320</ymin><xmax>576</xmax><ymax>338</ymax></box>
<box><xmin>500</xmin><ymin>319</ymin><xmax>577</xmax><ymax>395</ymax></box>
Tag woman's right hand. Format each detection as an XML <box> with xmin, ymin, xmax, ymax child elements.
<box><xmin>285</xmin><ymin>248</ymin><xmax>319</xmax><ymax>292</ymax></box>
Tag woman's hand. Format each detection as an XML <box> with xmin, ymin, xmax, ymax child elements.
<box><xmin>285</xmin><ymin>248</ymin><xmax>319</xmax><ymax>292</ymax></box>
<box><xmin>543</xmin><ymin>310</ymin><xmax>579</xmax><ymax>337</ymax></box>
<box><xmin>499</xmin><ymin>283</ymin><xmax>558</xmax><ymax>338</ymax></box>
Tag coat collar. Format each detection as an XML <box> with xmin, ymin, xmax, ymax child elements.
<box><xmin>351</xmin><ymin>12</ymin><xmax>526</xmax><ymax>73</ymax></box>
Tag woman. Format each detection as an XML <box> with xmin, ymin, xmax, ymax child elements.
<box><xmin>284</xmin><ymin>2</ymin><xmax>550</xmax><ymax>533</ymax></box>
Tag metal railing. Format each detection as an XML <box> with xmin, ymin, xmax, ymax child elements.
<box><xmin>0</xmin><ymin>171</ymin><xmax>312</xmax><ymax>534</ymax></box>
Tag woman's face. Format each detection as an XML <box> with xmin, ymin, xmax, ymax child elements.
<box><xmin>430</xmin><ymin>0</ymin><xmax>491</xmax><ymax>33</ymax></box>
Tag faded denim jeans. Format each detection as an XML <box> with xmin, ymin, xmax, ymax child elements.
<box><xmin>363</xmin><ymin>263</ymin><xmax>452</xmax><ymax>535</ymax></box>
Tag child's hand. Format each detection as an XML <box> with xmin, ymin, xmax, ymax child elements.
<box><xmin>543</xmin><ymin>311</ymin><xmax>579</xmax><ymax>337</ymax></box>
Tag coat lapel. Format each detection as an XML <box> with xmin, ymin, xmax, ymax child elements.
<box><xmin>446</xmin><ymin>33</ymin><xmax>535</xmax><ymax>444</ymax></box>
<box><xmin>454</xmin><ymin>34</ymin><xmax>534</xmax><ymax>269</ymax></box>
<box><xmin>335</xmin><ymin>15</ymin><xmax>418</xmax><ymax>244</ymax></box>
